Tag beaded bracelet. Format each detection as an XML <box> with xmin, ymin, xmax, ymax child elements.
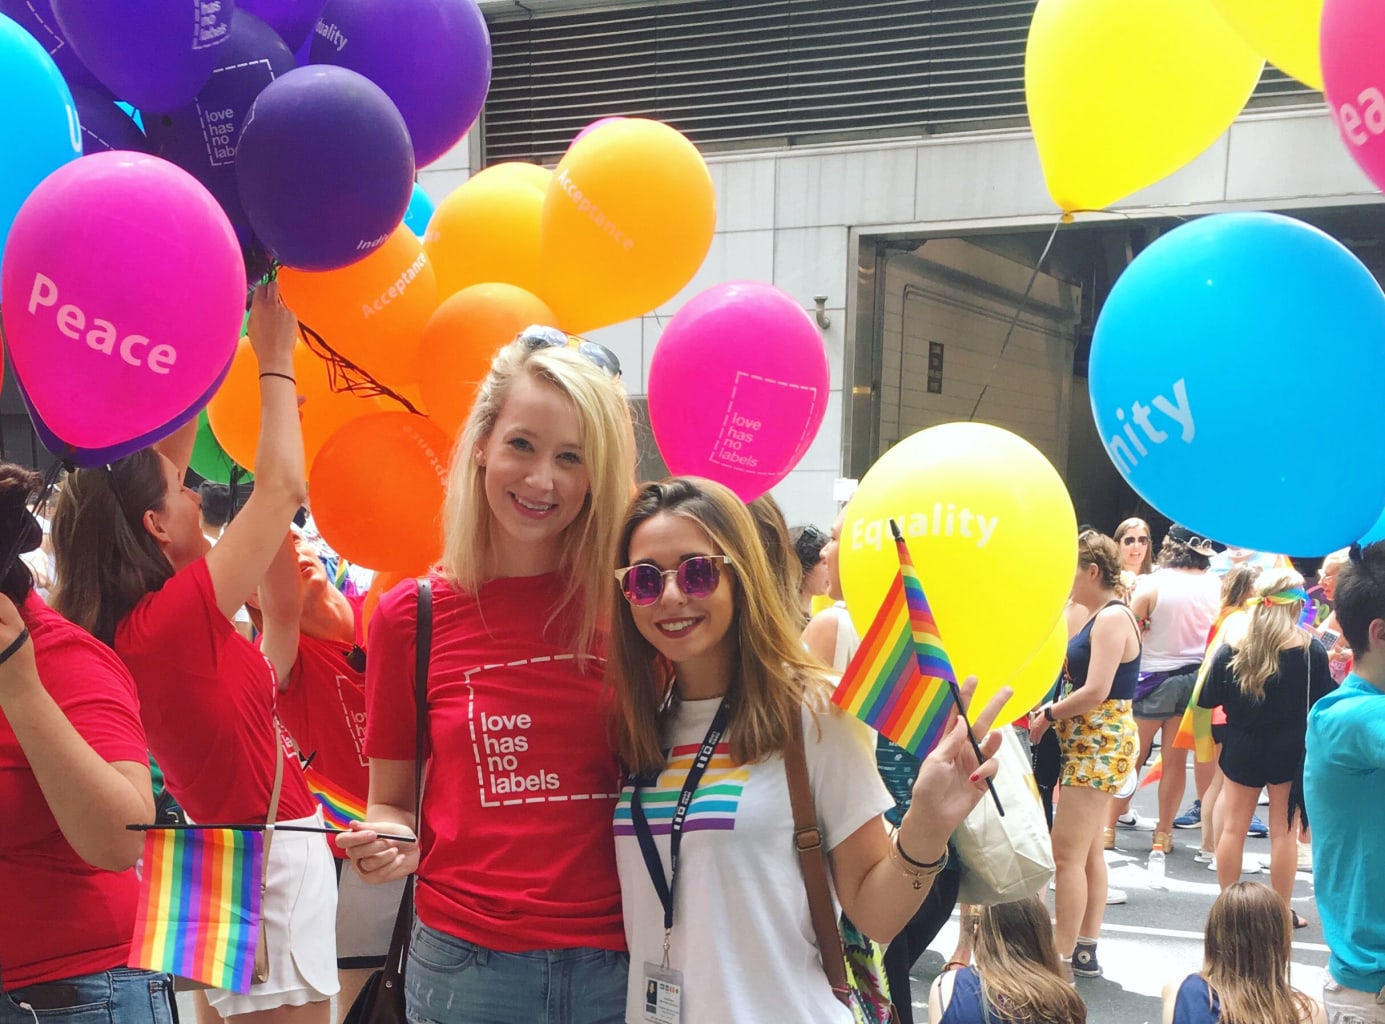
<box><xmin>889</xmin><ymin>829</ymin><xmax>948</xmax><ymax>889</ymax></box>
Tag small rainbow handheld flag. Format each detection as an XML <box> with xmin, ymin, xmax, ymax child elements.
<box><xmin>832</xmin><ymin>522</ymin><xmax>957</xmax><ymax>758</ymax></box>
<box><xmin>128</xmin><ymin>828</ymin><xmax>264</xmax><ymax>993</ymax></box>
<box><xmin>303</xmin><ymin>765</ymin><xmax>367</xmax><ymax>831</ymax></box>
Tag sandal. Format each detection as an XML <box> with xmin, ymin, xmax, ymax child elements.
<box><xmin>1292</xmin><ymin>911</ymin><xmax>1309</xmax><ymax>930</ymax></box>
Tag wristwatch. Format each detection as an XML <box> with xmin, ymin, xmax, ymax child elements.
<box><xmin>1043</xmin><ymin>704</ymin><xmax>1057</xmax><ymax>723</ymax></box>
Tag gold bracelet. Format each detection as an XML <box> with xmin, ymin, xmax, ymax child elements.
<box><xmin>889</xmin><ymin>829</ymin><xmax>948</xmax><ymax>889</ymax></box>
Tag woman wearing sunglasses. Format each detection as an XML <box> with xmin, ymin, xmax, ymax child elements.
<box><xmin>341</xmin><ymin>336</ymin><xmax>635</xmax><ymax>1024</ymax></box>
<box><xmin>1114</xmin><ymin>518</ymin><xmax>1154</xmax><ymax>580</ymax></box>
<box><xmin>608</xmin><ymin>477</ymin><xmax>1008</xmax><ymax>1024</ymax></box>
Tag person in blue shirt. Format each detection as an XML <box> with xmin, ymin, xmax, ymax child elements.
<box><xmin>1306</xmin><ymin>541</ymin><xmax>1385</xmax><ymax>1023</ymax></box>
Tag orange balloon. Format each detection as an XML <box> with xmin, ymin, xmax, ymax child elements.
<box><xmin>424</xmin><ymin>164</ymin><xmax>550</xmax><ymax>300</ymax></box>
<box><xmin>279</xmin><ymin>224</ymin><xmax>438</xmax><ymax>387</ymax></box>
<box><xmin>294</xmin><ymin>346</ymin><xmax>383</xmax><ymax>471</ymax></box>
<box><xmin>416</xmin><ymin>283</ymin><xmax>557</xmax><ymax>437</ymax></box>
<box><xmin>362</xmin><ymin>569</ymin><xmax>409</xmax><ymax>636</ymax></box>
<box><xmin>308</xmin><ymin>411</ymin><xmax>453</xmax><ymax>576</ymax></box>
<box><xmin>539</xmin><ymin>118</ymin><xmax>715</xmax><ymax>333</ymax></box>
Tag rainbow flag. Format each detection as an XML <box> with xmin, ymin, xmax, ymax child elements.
<box><xmin>1139</xmin><ymin>753</ymin><xmax>1163</xmax><ymax>789</ymax></box>
<box><xmin>128</xmin><ymin>828</ymin><xmax>263</xmax><ymax>992</ymax></box>
<box><xmin>303</xmin><ymin>765</ymin><xmax>366</xmax><ymax>831</ymax></box>
<box><xmin>833</xmin><ymin>523</ymin><xmax>956</xmax><ymax>757</ymax></box>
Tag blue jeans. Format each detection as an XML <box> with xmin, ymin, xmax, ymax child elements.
<box><xmin>2</xmin><ymin>967</ymin><xmax>174</xmax><ymax>1024</ymax></box>
<box><xmin>406</xmin><ymin>922</ymin><xmax>628</xmax><ymax>1024</ymax></box>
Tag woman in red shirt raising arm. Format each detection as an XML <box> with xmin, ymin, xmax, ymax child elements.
<box><xmin>340</xmin><ymin>330</ymin><xmax>635</xmax><ymax>1024</ymax></box>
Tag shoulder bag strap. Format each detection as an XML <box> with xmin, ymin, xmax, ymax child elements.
<box><xmin>379</xmin><ymin>579</ymin><xmax>433</xmax><ymax>985</ymax></box>
<box><xmin>254</xmin><ymin>696</ymin><xmax>287</xmax><ymax>983</ymax></box>
<box><xmin>784</xmin><ymin>708</ymin><xmax>852</xmax><ymax>1007</ymax></box>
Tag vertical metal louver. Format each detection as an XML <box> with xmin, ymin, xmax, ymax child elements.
<box><xmin>482</xmin><ymin>0</ymin><xmax>1321</xmax><ymax>165</ymax></box>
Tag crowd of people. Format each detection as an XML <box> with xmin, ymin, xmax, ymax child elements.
<box><xmin>3</xmin><ymin>283</ymin><xmax>1383</xmax><ymax>1024</ymax></box>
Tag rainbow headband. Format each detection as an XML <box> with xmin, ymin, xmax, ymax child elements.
<box><xmin>1248</xmin><ymin>587</ymin><xmax>1309</xmax><ymax>607</ymax></box>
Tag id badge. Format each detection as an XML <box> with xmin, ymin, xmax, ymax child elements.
<box><xmin>641</xmin><ymin>962</ymin><xmax>683</xmax><ymax>1024</ymax></box>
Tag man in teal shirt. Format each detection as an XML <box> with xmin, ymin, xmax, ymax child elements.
<box><xmin>1306</xmin><ymin>543</ymin><xmax>1385</xmax><ymax>1022</ymax></box>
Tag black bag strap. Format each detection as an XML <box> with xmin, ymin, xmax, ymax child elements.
<box><xmin>379</xmin><ymin>579</ymin><xmax>433</xmax><ymax>989</ymax></box>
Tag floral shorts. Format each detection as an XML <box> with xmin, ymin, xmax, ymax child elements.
<box><xmin>1056</xmin><ymin>700</ymin><xmax>1138</xmax><ymax>794</ymax></box>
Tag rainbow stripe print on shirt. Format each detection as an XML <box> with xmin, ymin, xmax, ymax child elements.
<box><xmin>613</xmin><ymin>742</ymin><xmax>750</xmax><ymax>835</ymax></box>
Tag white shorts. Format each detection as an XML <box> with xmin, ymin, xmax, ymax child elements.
<box><xmin>206</xmin><ymin>812</ymin><xmax>341</xmax><ymax>1017</ymax></box>
<box><xmin>336</xmin><ymin>863</ymin><xmax>407</xmax><ymax>967</ymax></box>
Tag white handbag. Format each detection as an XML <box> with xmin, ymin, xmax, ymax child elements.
<box><xmin>951</xmin><ymin>727</ymin><xmax>1054</xmax><ymax>905</ymax></box>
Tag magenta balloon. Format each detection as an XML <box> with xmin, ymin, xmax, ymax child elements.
<box><xmin>0</xmin><ymin>152</ymin><xmax>245</xmax><ymax>465</ymax></box>
<box><xmin>648</xmin><ymin>282</ymin><xmax>831</xmax><ymax>503</ymax></box>
<box><xmin>235</xmin><ymin>64</ymin><xmax>414</xmax><ymax>270</ymax></box>
<box><xmin>1322</xmin><ymin>0</ymin><xmax>1385</xmax><ymax>192</ymax></box>
<box><xmin>573</xmin><ymin>116</ymin><xmax>625</xmax><ymax>145</ymax></box>
<box><xmin>0</xmin><ymin>0</ymin><xmax>105</xmax><ymax>92</ymax></box>
<box><xmin>145</xmin><ymin>9</ymin><xmax>294</xmax><ymax>236</ymax></box>
<box><xmin>310</xmin><ymin>0</ymin><xmax>490</xmax><ymax>168</ymax></box>
<box><xmin>237</xmin><ymin>0</ymin><xmax>327</xmax><ymax>50</ymax></box>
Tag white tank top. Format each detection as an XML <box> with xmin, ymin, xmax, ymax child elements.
<box><xmin>1141</xmin><ymin>568</ymin><xmax>1220</xmax><ymax>672</ymax></box>
<box><xmin>822</xmin><ymin>602</ymin><xmax>861</xmax><ymax>673</ymax></box>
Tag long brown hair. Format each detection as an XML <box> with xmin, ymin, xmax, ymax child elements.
<box><xmin>1229</xmin><ymin>569</ymin><xmax>1308</xmax><ymax>702</ymax></box>
<box><xmin>747</xmin><ymin>493</ymin><xmax>801</xmax><ymax>625</ymax></box>
<box><xmin>50</xmin><ymin>452</ymin><xmax>173</xmax><ymax>645</ymax></box>
<box><xmin>608</xmin><ymin>477</ymin><xmax>832</xmax><ymax>774</ymax></box>
<box><xmin>1203</xmin><ymin>882</ymin><xmax>1317</xmax><ymax>1024</ymax></box>
<box><xmin>0</xmin><ymin>463</ymin><xmax>46</xmax><ymax>604</ymax></box>
<box><xmin>1113</xmin><ymin>517</ymin><xmax>1153</xmax><ymax>575</ymax></box>
<box><xmin>973</xmin><ymin>896</ymin><xmax>1086</xmax><ymax>1023</ymax></box>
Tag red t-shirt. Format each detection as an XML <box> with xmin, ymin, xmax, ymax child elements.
<box><xmin>116</xmin><ymin>558</ymin><xmax>315</xmax><ymax>824</ymax></box>
<box><xmin>277</xmin><ymin>598</ymin><xmax>368</xmax><ymax>855</ymax></box>
<box><xmin>1</xmin><ymin>593</ymin><xmax>148</xmax><ymax>987</ymax></box>
<box><xmin>365</xmin><ymin>573</ymin><xmax>625</xmax><ymax>953</ymax></box>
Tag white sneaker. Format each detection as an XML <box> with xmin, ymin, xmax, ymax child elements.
<box><xmin>1116</xmin><ymin>811</ymin><xmax>1156</xmax><ymax>831</ymax></box>
<box><xmin>1106</xmin><ymin>887</ymin><xmax>1127</xmax><ymax>905</ymax></box>
<box><xmin>1194</xmin><ymin>849</ymin><xmax>1215</xmax><ymax>864</ymax></box>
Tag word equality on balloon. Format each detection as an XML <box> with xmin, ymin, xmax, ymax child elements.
<box><xmin>314</xmin><ymin>20</ymin><xmax>348</xmax><ymax>52</ymax></box>
<box><xmin>361</xmin><ymin>252</ymin><xmax>428</xmax><ymax>319</ymax></box>
<box><xmin>27</xmin><ymin>273</ymin><xmax>175</xmax><ymax>374</ymax></box>
<box><xmin>851</xmin><ymin>504</ymin><xmax>1000</xmax><ymax>553</ymax></box>
<box><xmin>1102</xmin><ymin>378</ymin><xmax>1195</xmax><ymax>476</ymax></box>
<box><xmin>555</xmin><ymin>168</ymin><xmax>633</xmax><ymax>251</ymax></box>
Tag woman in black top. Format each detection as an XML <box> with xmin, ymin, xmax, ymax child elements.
<box><xmin>1198</xmin><ymin>569</ymin><xmax>1332</xmax><ymax>923</ymax></box>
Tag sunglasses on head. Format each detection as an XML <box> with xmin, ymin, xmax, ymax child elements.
<box><xmin>517</xmin><ymin>325</ymin><xmax>622</xmax><ymax>379</ymax></box>
<box><xmin>614</xmin><ymin>555</ymin><xmax>732</xmax><ymax>606</ymax></box>
<box><xmin>1122</xmin><ymin>535</ymin><xmax>1150</xmax><ymax>546</ymax></box>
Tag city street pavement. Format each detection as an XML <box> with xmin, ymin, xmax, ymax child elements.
<box><xmin>907</xmin><ymin>787</ymin><xmax>1328</xmax><ymax>1024</ymax></box>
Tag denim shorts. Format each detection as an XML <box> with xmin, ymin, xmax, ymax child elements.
<box><xmin>406</xmin><ymin>921</ymin><xmax>628</xmax><ymax>1024</ymax></box>
<box><xmin>1</xmin><ymin>967</ymin><xmax>174</xmax><ymax>1024</ymax></box>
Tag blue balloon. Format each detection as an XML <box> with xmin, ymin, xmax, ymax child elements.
<box><xmin>0</xmin><ymin>13</ymin><xmax>80</xmax><ymax>282</ymax></box>
<box><xmin>1090</xmin><ymin>212</ymin><xmax>1385</xmax><ymax>556</ymax></box>
<box><xmin>403</xmin><ymin>182</ymin><xmax>434</xmax><ymax>237</ymax></box>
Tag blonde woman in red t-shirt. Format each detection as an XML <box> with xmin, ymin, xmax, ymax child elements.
<box><xmin>340</xmin><ymin>330</ymin><xmax>635</xmax><ymax>1024</ymax></box>
<box><xmin>51</xmin><ymin>284</ymin><xmax>338</xmax><ymax>1022</ymax></box>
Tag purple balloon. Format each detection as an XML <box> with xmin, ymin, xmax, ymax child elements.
<box><xmin>145</xmin><ymin>9</ymin><xmax>293</xmax><ymax>233</ymax></box>
<box><xmin>0</xmin><ymin>0</ymin><xmax>104</xmax><ymax>92</ymax></box>
<box><xmin>52</xmin><ymin>0</ymin><xmax>235</xmax><ymax>111</ymax></box>
<box><xmin>236</xmin><ymin>64</ymin><xmax>413</xmax><ymax>271</ymax></box>
<box><xmin>237</xmin><ymin>0</ymin><xmax>326</xmax><ymax>51</ymax></box>
<box><xmin>70</xmin><ymin>84</ymin><xmax>148</xmax><ymax>153</ymax></box>
<box><xmin>310</xmin><ymin>0</ymin><xmax>490</xmax><ymax>168</ymax></box>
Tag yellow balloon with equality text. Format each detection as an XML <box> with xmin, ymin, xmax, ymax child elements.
<box><xmin>1209</xmin><ymin>0</ymin><xmax>1324</xmax><ymax>91</ymax></box>
<box><xmin>1026</xmin><ymin>0</ymin><xmax>1264</xmax><ymax>213</ymax></box>
<box><xmin>839</xmin><ymin>423</ymin><xmax>1077</xmax><ymax>693</ymax></box>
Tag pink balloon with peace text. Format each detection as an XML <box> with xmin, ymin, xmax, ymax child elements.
<box><xmin>0</xmin><ymin>151</ymin><xmax>244</xmax><ymax>465</ymax></box>
<box><xmin>648</xmin><ymin>280</ymin><xmax>830</xmax><ymax>503</ymax></box>
<box><xmin>1322</xmin><ymin>0</ymin><xmax>1385</xmax><ymax>193</ymax></box>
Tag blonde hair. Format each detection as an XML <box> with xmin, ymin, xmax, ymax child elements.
<box><xmin>1078</xmin><ymin>530</ymin><xmax>1127</xmax><ymax>599</ymax></box>
<box><xmin>973</xmin><ymin>896</ymin><xmax>1086</xmax><ymax>1024</ymax></box>
<box><xmin>440</xmin><ymin>340</ymin><xmax>634</xmax><ymax>657</ymax></box>
<box><xmin>1220</xmin><ymin>564</ymin><xmax>1261</xmax><ymax>611</ymax></box>
<box><xmin>1203</xmin><ymin>882</ymin><xmax>1318</xmax><ymax>1024</ymax></box>
<box><xmin>1229</xmin><ymin>568</ymin><xmax>1308</xmax><ymax>702</ymax></box>
<box><xmin>608</xmin><ymin>477</ymin><xmax>833</xmax><ymax>774</ymax></box>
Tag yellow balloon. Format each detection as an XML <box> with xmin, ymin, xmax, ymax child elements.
<box><xmin>424</xmin><ymin>164</ymin><xmax>550</xmax><ymax>301</ymax></box>
<box><xmin>1209</xmin><ymin>0</ymin><xmax>1324</xmax><ymax>91</ymax></box>
<box><xmin>839</xmin><ymin>423</ymin><xmax>1077</xmax><ymax>690</ymax></box>
<box><xmin>1026</xmin><ymin>0</ymin><xmax>1264</xmax><ymax>212</ymax></box>
<box><xmin>987</xmin><ymin>615</ymin><xmax>1068</xmax><ymax>727</ymax></box>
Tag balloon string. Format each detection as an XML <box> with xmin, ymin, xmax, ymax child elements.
<box><xmin>295</xmin><ymin>320</ymin><xmax>421</xmax><ymax>416</ymax></box>
<box><xmin>967</xmin><ymin>213</ymin><xmax>1065</xmax><ymax>422</ymax></box>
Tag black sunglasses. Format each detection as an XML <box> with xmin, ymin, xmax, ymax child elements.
<box><xmin>517</xmin><ymin>325</ymin><xmax>622</xmax><ymax>379</ymax></box>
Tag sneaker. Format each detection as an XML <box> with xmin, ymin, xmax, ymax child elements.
<box><xmin>1297</xmin><ymin>844</ymin><xmax>1314</xmax><ymax>873</ymax></box>
<box><xmin>1194</xmin><ymin>849</ymin><xmax>1215</xmax><ymax>864</ymax></box>
<box><xmin>1106</xmin><ymin>887</ymin><xmax>1127</xmax><ymax>905</ymax></box>
<box><xmin>1173</xmin><ymin>799</ymin><xmax>1202</xmax><ymax>829</ymax></box>
<box><xmin>1103</xmin><ymin>827</ymin><xmax>1116</xmax><ymax>851</ymax></box>
<box><xmin>1247</xmin><ymin>815</ymin><xmax>1269</xmax><ymax>838</ymax></box>
<box><xmin>1072</xmin><ymin>941</ymin><xmax>1102</xmax><ymax>978</ymax></box>
<box><xmin>1116</xmin><ymin>810</ymin><xmax>1156</xmax><ymax>831</ymax></box>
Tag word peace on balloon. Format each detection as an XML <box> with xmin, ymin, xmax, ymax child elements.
<box><xmin>0</xmin><ymin>152</ymin><xmax>243</xmax><ymax>465</ymax></box>
<box><xmin>1089</xmin><ymin>212</ymin><xmax>1385</xmax><ymax>556</ymax></box>
<box><xmin>839</xmin><ymin>423</ymin><xmax>1077</xmax><ymax>689</ymax></box>
<box><xmin>539</xmin><ymin>119</ymin><xmax>716</xmax><ymax>333</ymax></box>
<box><xmin>648</xmin><ymin>282</ymin><xmax>828</xmax><ymax>503</ymax></box>
<box><xmin>1322</xmin><ymin>0</ymin><xmax>1385</xmax><ymax>195</ymax></box>
<box><xmin>1026</xmin><ymin>0</ymin><xmax>1262</xmax><ymax>213</ymax></box>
